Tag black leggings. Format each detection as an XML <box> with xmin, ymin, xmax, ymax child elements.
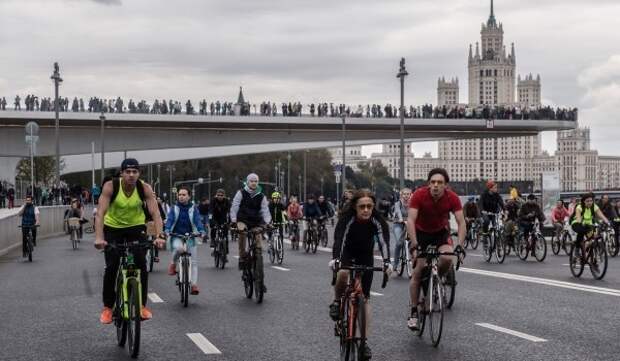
<box><xmin>102</xmin><ymin>225</ymin><xmax>148</xmax><ymax>308</ymax></box>
<box><xmin>571</xmin><ymin>223</ymin><xmax>594</xmax><ymax>246</ymax></box>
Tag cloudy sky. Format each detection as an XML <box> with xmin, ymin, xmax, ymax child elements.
<box><xmin>1</xmin><ymin>0</ymin><xmax>619</xmax><ymax>157</ymax></box>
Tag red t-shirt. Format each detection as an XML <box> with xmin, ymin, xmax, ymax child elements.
<box><xmin>409</xmin><ymin>186</ymin><xmax>462</xmax><ymax>233</ymax></box>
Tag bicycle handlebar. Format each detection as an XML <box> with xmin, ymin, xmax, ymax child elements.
<box><xmin>105</xmin><ymin>241</ymin><xmax>153</xmax><ymax>251</ymax></box>
<box><xmin>18</xmin><ymin>224</ymin><xmax>40</xmax><ymax>228</ymax></box>
<box><xmin>330</xmin><ymin>263</ymin><xmax>389</xmax><ymax>289</ymax></box>
<box><xmin>168</xmin><ymin>232</ymin><xmax>202</xmax><ymax>240</ymax></box>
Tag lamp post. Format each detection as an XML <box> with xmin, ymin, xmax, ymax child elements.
<box><xmin>396</xmin><ymin>57</ymin><xmax>409</xmax><ymax>191</ymax></box>
<box><xmin>167</xmin><ymin>164</ymin><xmax>176</xmax><ymax>205</ymax></box>
<box><xmin>25</xmin><ymin>122</ymin><xmax>39</xmax><ymax>199</ymax></box>
<box><xmin>320</xmin><ymin>176</ymin><xmax>324</xmax><ymax>196</ymax></box>
<box><xmin>156</xmin><ymin>163</ymin><xmax>161</xmax><ymax>195</ymax></box>
<box><xmin>99</xmin><ymin>112</ymin><xmax>105</xmax><ymax>184</ymax></box>
<box><xmin>303</xmin><ymin>150</ymin><xmax>308</xmax><ymax>202</ymax></box>
<box><xmin>341</xmin><ymin>115</ymin><xmax>346</xmax><ymax>193</ymax></box>
<box><xmin>51</xmin><ymin>62</ymin><xmax>63</xmax><ymax>189</ymax></box>
<box><xmin>298</xmin><ymin>174</ymin><xmax>302</xmax><ymax>201</ymax></box>
<box><xmin>287</xmin><ymin>152</ymin><xmax>291</xmax><ymax>199</ymax></box>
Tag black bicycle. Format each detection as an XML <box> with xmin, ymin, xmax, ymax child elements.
<box><xmin>412</xmin><ymin>245</ymin><xmax>465</xmax><ymax>347</ymax></box>
<box><xmin>107</xmin><ymin>240</ymin><xmax>152</xmax><ymax>359</ymax></box>
<box><xmin>551</xmin><ymin>222</ymin><xmax>573</xmax><ymax>256</ymax></box>
<box><xmin>318</xmin><ymin>216</ymin><xmax>329</xmax><ymax>247</ymax></box>
<box><xmin>212</xmin><ymin>224</ymin><xmax>229</xmax><ymax>269</ymax></box>
<box><xmin>68</xmin><ymin>217</ymin><xmax>81</xmax><ymax>250</ymax></box>
<box><xmin>169</xmin><ymin>233</ymin><xmax>199</xmax><ymax>307</ymax></box>
<box><xmin>569</xmin><ymin>223</ymin><xmax>608</xmax><ymax>280</ymax></box>
<box><xmin>517</xmin><ymin>221</ymin><xmax>547</xmax><ymax>262</ymax></box>
<box><xmin>241</xmin><ymin>227</ymin><xmax>267</xmax><ymax>304</ymax></box>
<box><xmin>268</xmin><ymin>223</ymin><xmax>284</xmax><ymax>265</ymax></box>
<box><xmin>19</xmin><ymin>224</ymin><xmax>39</xmax><ymax>262</ymax></box>
<box><xmin>464</xmin><ymin>219</ymin><xmax>480</xmax><ymax>250</ymax></box>
<box><xmin>289</xmin><ymin>220</ymin><xmax>301</xmax><ymax>250</ymax></box>
<box><xmin>303</xmin><ymin>218</ymin><xmax>319</xmax><ymax>254</ymax></box>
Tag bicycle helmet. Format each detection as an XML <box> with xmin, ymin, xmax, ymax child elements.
<box><xmin>271</xmin><ymin>191</ymin><xmax>281</xmax><ymax>199</ymax></box>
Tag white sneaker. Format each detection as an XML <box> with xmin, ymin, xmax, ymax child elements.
<box><xmin>407</xmin><ymin>316</ymin><xmax>419</xmax><ymax>331</ymax></box>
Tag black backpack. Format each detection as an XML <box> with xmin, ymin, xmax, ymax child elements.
<box><xmin>111</xmin><ymin>178</ymin><xmax>152</xmax><ymax>222</ymax></box>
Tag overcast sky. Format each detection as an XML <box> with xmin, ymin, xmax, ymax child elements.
<box><xmin>1</xmin><ymin>0</ymin><xmax>619</xmax><ymax>157</ymax></box>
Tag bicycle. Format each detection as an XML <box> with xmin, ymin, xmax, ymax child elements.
<box><xmin>551</xmin><ymin>221</ymin><xmax>573</xmax><ymax>256</ymax></box>
<box><xmin>19</xmin><ymin>224</ymin><xmax>39</xmax><ymax>262</ymax></box>
<box><xmin>332</xmin><ymin>261</ymin><xmax>388</xmax><ymax>361</ymax></box>
<box><xmin>318</xmin><ymin>216</ymin><xmax>329</xmax><ymax>247</ymax></box>
<box><xmin>393</xmin><ymin>222</ymin><xmax>413</xmax><ymax>278</ymax></box>
<box><xmin>107</xmin><ymin>240</ymin><xmax>152</xmax><ymax>359</ymax></box>
<box><xmin>84</xmin><ymin>218</ymin><xmax>95</xmax><ymax>234</ymax></box>
<box><xmin>169</xmin><ymin>232</ymin><xmax>200</xmax><ymax>307</ymax></box>
<box><xmin>240</xmin><ymin>226</ymin><xmax>267</xmax><ymax>304</ymax></box>
<box><xmin>464</xmin><ymin>219</ymin><xmax>480</xmax><ymax>250</ymax></box>
<box><xmin>601</xmin><ymin>223</ymin><xmax>617</xmax><ymax>258</ymax></box>
<box><xmin>516</xmin><ymin>221</ymin><xmax>547</xmax><ymax>262</ymax></box>
<box><xmin>145</xmin><ymin>221</ymin><xmax>158</xmax><ymax>273</ymax></box>
<box><xmin>569</xmin><ymin>223</ymin><xmax>609</xmax><ymax>280</ymax></box>
<box><xmin>481</xmin><ymin>212</ymin><xmax>505</xmax><ymax>264</ymax></box>
<box><xmin>212</xmin><ymin>224</ymin><xmax>229</xmax><ymax>269</ymax></box>
<box><xmin>267</xmin><ymin>222</ymin><xmax>284</xmax><ymax>265</ymax></box>
<box><xmin>68</xmin><ymin>217</ymin><xmax>81</xmax><ymax>250</ymax></box>
<box><xmin>303</xmin><ymin>218</ymin><xmax>319</xmax><ymax>254</ymax></box>
<box><xmin>411</xmin><ymin>245</ymin><xmax>465</xmax><ymax>347</ymax></box>
<box><xmin>289</xmin><ymin>220</ymin><xmax>301</xmax><ymax>250</ymax></box>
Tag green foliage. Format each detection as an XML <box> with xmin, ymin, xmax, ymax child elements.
<box><xmin>16</xmin><ymin>156</ymin><xmax>64</xmax><ymax>185</ymax></box>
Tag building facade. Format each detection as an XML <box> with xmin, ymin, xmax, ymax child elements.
<box><xmin>369</xmin><ymin>143</ymin><xmax>414</xmax><ymax>179</ymax></box>
<box><xmin>327</xmin><ymin>146</ymin><xmax>367</xmax><ymax>172</ymax></box>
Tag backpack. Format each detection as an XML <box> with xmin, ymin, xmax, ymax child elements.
<box><xmin>111</xmin><ymin>178</ymin><xmax>152</xmax><ymax>222</ymax></box>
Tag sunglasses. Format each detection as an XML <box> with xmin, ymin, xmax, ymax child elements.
<box><xmin>356</xmin><ymin>203</ymin><xmax>374</xmax><ymax>210</ymax></box>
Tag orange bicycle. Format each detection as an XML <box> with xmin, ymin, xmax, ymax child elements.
<box><xmin>332</xmin><ymin>262</ymin><xmax>388</xmax><ymax>361</ymax></box>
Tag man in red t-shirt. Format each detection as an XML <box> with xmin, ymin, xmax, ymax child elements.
<box><xmin>406</xmin><ymin>168</ymin><xmax>466</xmax><ymax>330</ymax></box>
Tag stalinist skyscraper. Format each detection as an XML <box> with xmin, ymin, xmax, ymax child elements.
<box><xmin>437</xmin><ymin>0</ymin><xmax>542</xmax><ymax>182</ymax></box>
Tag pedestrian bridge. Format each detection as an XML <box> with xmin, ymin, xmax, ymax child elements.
<box><xmin>0</xmin><ymin>110</ymin><xmax>576</xmax><ymax>158</ymax></box>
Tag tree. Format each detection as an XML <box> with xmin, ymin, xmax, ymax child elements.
<box><xmin>16</xmin><ymin>156</ymin><xmax>65</xmax><ymax>185</ymax></box>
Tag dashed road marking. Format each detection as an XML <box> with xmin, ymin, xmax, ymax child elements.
<box><xmin>475</xmin><ymin>323</ymin><xmax>547</xmax><ymax>342</ymax></box>
<box><xmin>370</xmin><ymin>291</ymin><xmax>383</xmax><ymax>296</ymax></box>
<box><xmin>271</xmin><ymin>266</ymin><xmax>290</xmax><ymax>271</ymax></box>
<box><xmin>461</xmin><ymin>267</ymin><xmax>620</xmax><ymax>297</ymax></box>
<box><xmin>147</xmin><ymin>292</ymin><xmax>164</xmax><ymax>303</ymax></box>
<box><xmin>187</xmin><ymin>333</ymin><xmax>222</xmax><ymax>354</ymax></box>
<box><xmin>233</xmin><ymin>255</ymin><xmax>239</xmax><ymax>259</ymax></box>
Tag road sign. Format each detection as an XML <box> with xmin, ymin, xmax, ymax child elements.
<box><xmin>219</xmin><ymin>177</ymin><xmax>223</xmax><ymax>183</ymax></box>
<box><xmin>486</xmin><ymin>119</ymin><xmax>494</xmax><ymax>129</ymax></box>
<box><xmin>25</xmin><ymin>121</ymin><xmax>39</xmax><ymax>136</ymax></box>
<box><xmin>25</xmin><ymin>135</ymin><xmax>39</xmax><ymax>145</ymax></box>
<box><xmin>172</xmin><ymin>187</ymin><xmax>178</xmax><ymax>193</ymax></box>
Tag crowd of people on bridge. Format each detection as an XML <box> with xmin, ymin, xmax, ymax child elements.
<box><xmin>0</xmin><ymin>94</ymin><xmax>578</xmax><ymax>121</ymax></box>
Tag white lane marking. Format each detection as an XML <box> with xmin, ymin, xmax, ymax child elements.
<box><xmin>475</xmin><ymin>323</ymin><xmax>547</xmax><ymax>343</ymax></box>
<box><xmin>271</xmin><ymin>266</ymin><xmax>290</xmax><ymax>271</ymax></box>
<box><xmin>461</xmin><ymin>267</ymin><xmax>620</xmax><ymax>297</ymax></box>
<box><xmin>147</xmin><ymin>292</ymin><xmax>164</xmax><ymax>303</ymax></box>
<box><xmin>233</xmin><ymin>255</ymin><xmax>239</xmax><ymax>259</ymax></box>
<box><xmin>370</xmin><ymin>291</ymin><xmax>383</xmax><ymax>296</ymax></box>
<box><xmin>187</xmin><ymin>333</ymin><xmax>222</xmax><ymax>354</ymax></box>
<box><xmin>468</xmin><ymin>254</ymin><xmax>484</xmax><ymax>257</ymax></box>
<box><xmin>374</xmin><ymin>255</ymin><xmax>383</xmax><ymax>260</ymax></box>
<box><xmin>562</xmin><ymin>263</ymin><xmax>590</xmax><ymax>269</ymax></box>
<box><xmin>284</xmin><ymin>239</ymin><xmax>331</xmax><ymax>253</ymax></box>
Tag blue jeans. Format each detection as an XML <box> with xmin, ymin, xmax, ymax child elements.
<box><xmin>170</xmin><ymin>237</ymin><xmax>198</xmax><ymax>285</ymax></box>
<box><xmin>392</xmin><ymin>223</ymin><xmax>406</xmax><ymax>267</ymax></box>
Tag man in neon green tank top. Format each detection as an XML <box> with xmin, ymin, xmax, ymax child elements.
<box><xmin>571</xmin><ymin>192</ymin><xmax>610</xmax><ymax>261</ymax></box>
<box><xmin>94</xmin><ymin>159</ymin><xmax>165</xmax><ymax>324</ymax></box>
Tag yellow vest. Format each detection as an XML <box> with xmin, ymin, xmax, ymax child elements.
<box><xmin>104</xmin><ymin>179</ymin><xmax>146</xmax><ymax>228</ymax></box>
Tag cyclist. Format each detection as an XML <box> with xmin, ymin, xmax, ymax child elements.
<box><xmin>317</xmin><ymin>194</ymin><xmax>334</xmax><ymax>241</ymax></box>
<box><xmin>339</xmin><ymin>189</ymin><xmax>354</xmax><ymax>214</ymax></box>
<box><xmin>287</xmin><ymin>196</ymin><xmax>303</xmax><ymax>247</ymax></box>
<box><xmin>518</xmin><ymin>194</ymin><xmax>546</xmax><ymax>256</ymax></box>
<box><xmin>329</xmin><ymin>189</ymin><xmax>392</xmax><ymax>360</ymax></box>
<box><xmin>165</xmin><ymin>187</ymin><xmax>206</xmax><ymax>295</ymax></box>
<box><xmin>551</xmin><ymin>200</ymin><xmax>569</xmax><ymax>241</ymax></box>
<box><xmin>463</xmin><ymin>196</ymin><xmax>480</xmax><ymax>234</ymax></box>
<box><xmin>66</xmin><ymin>198</ymin><xmax>85</xmax><ymax>241</ymax></box>
<box><xmin>614</xmin><ymin>199</ymin><xmax>620</xmax><ymax>246</ymax></box>
<box><xmin>303</xmin><ymin>194</ymin><xmax>323</xmax><ymax>245</ymax></box>
<box><xmin>198</xmin><ymin>197</ymin><xmax>210</xmax><ymax>233</ymax></box>
<box><xmin>479</xmin><ymin>180</ymin><xmax>504</xmax><ymax>251</ymax></box>
<box><xmin>391</xmin><ymin>188</ymin><xmax>411</xmax><ymax>269</ymax></box>
<box><xmin>571</xmin><ymin>192</ymin><xmax>610</xmax><ymax>258</ymax></box>
<box><xmin>18</xmin><ymin>194</ymin><xmax>40</xmax><ymax>256</ymax></box>
<box><xmin>230</xmin><ymin>173</ymin><xmax>271</xmax><ymax>271</ymax></box>
<box><xmin>406</xmin><ymin>168</ymin><xmax>465</xmax><ymax>330</ymax></box>
<box><xmin>503</xmin><ymin>196</ymin><xmax>521</xmax><ymax>249</ymax></box>
<box><xmin>209</xmin><ymin>189</ymin><xmax>231</xmax><ymax>253</ymax></box>
<box><xmin>269</xmin><ymin>192</ymin><xmax>286</xmax><ymax>239</ymax></box>
<box><xmin>94</xmin><ymin>158</ymin><xmax>165</xmax><ymax>324</ymax></box>
<box><xmin>598</xmin><ymin>195</ymin><xmax>617</xmax><ymax>229</ymax></box>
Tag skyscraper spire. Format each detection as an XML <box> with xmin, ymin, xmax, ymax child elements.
<box><xmin>487</xmin><ymin>0</ymin><xmax>497</xmax><ymax>27</ymax></box>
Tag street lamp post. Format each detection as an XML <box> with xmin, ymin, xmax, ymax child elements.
<box><xmin>287</xmin><ymin>152</ymin><xmax>291</xmax><ymax>199</ymax></box>
<box><xmin>167</xmin><ymin>165</ymin><xmax>175</xmax><ymax>205</ymax></box>
<box><xmin>25</xmin><ymin>122</ymin><xmax>39</xmax><ymax>199</ymax></box>
<box><xmin>320</xmin><ymin>176</ymin><xmax>324</xmax><ymax>196</ymax></box>
<box><xmin>303</xmin><ymin>150</ymin><xmax>308</xmax><ymax>202</ymax></box>
<box><xmin>298</xmin><ymin>174</ymin><xmax>302</xmax><ymax>201</ymax></box>
<box><xmin>157</xmin><ymin>163</ymin><xmax>161</xmax><ymax>195</ymax></box>
<box><xmin>99</xmin><ymin>112</ymin><xmax>105</xmax><ymax>184</ymax></box>
<box><xmin>396</xmin><ymin>57</ymin><xmax>409</xmax><ymax>191</ymax></box>
<box><xmin>51</xmin><ymin>62</ymin><xmax>63</xmax><ymax>190</ymax></box>
<box><xmin>341</xmin><ymin>115</ymin><xmax>346</xmax><ymax>193</ymax></box>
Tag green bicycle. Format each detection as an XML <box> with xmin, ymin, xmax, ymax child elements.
<box><xmin>107</xmin><ymin>240</ymin><xmax>151</xmax><ymax>359</ymax></box>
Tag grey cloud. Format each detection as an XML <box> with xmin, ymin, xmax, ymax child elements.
<box><xmin>90</xmin><ymin>0</ymin><xmax>121</xmax><ymax>5</ymax></box>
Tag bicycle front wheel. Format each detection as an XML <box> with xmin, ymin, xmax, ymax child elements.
<box><xmin>127</xmin><ymin>278</ymin><xmax>141</xmax><ymax>358</ymax></box>
<box><xmin>182</xmin><ymin>257</ymin><xmax>189</xmax><ymax>307</ymax></box>
<box><xmin>483</xmin><ymin>233</ymin><xmax>494</xmax><ymax>263</ymax></box>
<box><xmin>495</xmin><ymin>233</ymin><xmax>506</xmax><ymax>264</ymax></box>
<box><xmin>254</xmin><ymin>254</ymin><xmax>264</xmax><ymax>304</ymax></box>
<box><xmin>445</xmin><ymin>267</ymin><xmax>456</xmax><ymax>309</ymax></box>
<box><xmin>429</xmin><ymin>274</ymin><xmax>444</xmax><ymax>347</ymax></box>
<box><xmin>606</xmin><ymin>233</ymin><xmax>618</xmax><ymax>258</ymax></box>
<box><xmin>517</xmin><ymin>237</ymin><xmax>529</xmax><ymax>261</ymax></box>
<box><xmin>569</xmin><ymin>243</ymin><xmax>584</xmax><ymax>278</ymax></box>
<box><xmin>312</xmin><ymin>233</ymin><xmax>318</xmax><ymax>254</ymax></box>
<box><xmin>71</xmin><ymin>228</ymin><xmax>78</xmax><ymax>250</ymax></box>
<box><xmin>115</xmin><ymin>277</ymin><xmax>128</xmax><ymax>347</ymax></box>
<box><xmin>276</xmin><ymin>234</ymin><xmax>284</xmax><ymax>264</ymax></box>
<box><xmin>590</xmin><ymin>239</ymin><xmax>608</xmax><ymax>280</ymax></box>
<box><xmin>534</xmin><ymin>232</ymin><xmax>547</xmax><ymax>262</ymax></box>
<box><xmin>551</xmin><ymin>234</ymin><xmax>561</xmax><ymax>255</ymax></box>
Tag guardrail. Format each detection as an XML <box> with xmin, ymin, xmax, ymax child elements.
<box><xmin>0</xmin><ymin>205</ymin><xmax>69</xmax><ymax>256</ymax></box>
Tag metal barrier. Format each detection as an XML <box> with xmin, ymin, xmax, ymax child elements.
<box><xmin>0</xmin><ymin>205</ymin><xmax>69</xmax><ymax>256</ymax></box>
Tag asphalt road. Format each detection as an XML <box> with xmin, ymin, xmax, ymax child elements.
<box><xmin>1</xmin><ymin>226</ymin><xmax>620</xmax><ymax>361</ymax></box>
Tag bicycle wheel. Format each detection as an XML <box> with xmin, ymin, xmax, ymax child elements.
<box><xmin>483</xmin><ymin>232</ymin><xmax>493</xmax><ymax>263</ymax></box>
<box><xmin>495</xmin><ymin>233</ymin><xmax>506</xmax><ymax>264</ymax></box>
<box><xmin>551</xmin><ymin>234</ymin><xmax>561</xmax><ymax>255</ymax></box>
<box><xmin>321</xmin><ymin>229</ymin><xmax>329</xmax><ymax>247</ymax></box>
<box><xmin>471</xmin><ymin>230</ymin><xmax>479</xmax><ymax>250</ymax></box>
<box><xmin>277</xmin><ymin>233</ymin><xmax>284</xmax><ymax>264</ymax></box>
<box><xmin>27</xmin><ymin>236</ymin><xmax>33</xmax><ymax>262</ymax></box>
<box><xmin>444</xmin><ymin>267</ymin><xmax>456</xmax><ymax>309</ymax></box>
<box><xmin>569</xmin><ymin>243</ymin><xmax>584</xmax><ymax>278</ymax></box>
<box><xmin>304</xmin><ymin>231</ymin><xmax>310</xmax><ymax>253</ymax></box>
<box><xmin>84</xmin><ymin>224</ymin><xmax>95</xmax><ymax>234</ymax></box>
<box><xmin>339</xmin><ymin>300</ymin><xmax>355</xmax><ymax>361</ymax></box>
<box><xmin>268</xmin><ymin>242</ymin><xmax>275</xmax><ymax>264</ymax></box>
<box><xmin>397</xmin><ymin>247</ymin><xmax>405</xmax><ymax>277</ymax></box>
<box><xmin>148</xmin><ymin>247</ymin><xmax>154</xmax><ymax>272</ymax></box>
<box><xmin>311</xmin><ymin>232</ymin><xmax>318</xmax><ymax>254</ymax></box>
<box><xmin>71</xmin><ymin>228</ymin><xmax>78</xmax><ymax>250</ymax></box>
<box><xmin>219</xmin><ymin>240</ymin><xmax>227</xmax><ymax>269</ymax></box>
<box><xmin>254</xmin><ymin>253</ymin><xmax>264</xmax><ymax>304</ymax></box>
<box><xmin>182</xmin><ymin>257</ymin><xmax>189</xmax><ymax>307</ymax></box>
<box><xmin>517</xmin><ymin>236</ymin><xmax>529</xmax><ymax>261</ymax></box>
<box><xmin>429</xmin><ymin>274</ymin><xmax>444</xmax><ymax>347</ymax></box>
<box><xmin>534</xmin><ymin>232</ymin><xmax>547</xmax><ymax>262</ymax></box>
<box><xmin>590</xmin><ymin>239</ymin><xmax>608</xmax><ymax>280</ymax></box>
<box><xmin>126</xmin><ymin>278</ymin><xmax>141</xmax><ymax>358</ymax></box>
<box><xmin>243</xmin><ymin>267</ymin><xmax>253</xmax><ymax>299</ymax></box>
<box><xmin>353</xmin><ymin>294</ymin><xmax>366</xmax><ymax>360</ymax></box>
<box><xmin>606</xmin><ymin>233</ymin><xmax>618</xmax><ymax>258</ymax></box>
<box><xmin>115</xmin><ymin>277</ymin><xmax>128</xmax><ymax>347</ymax></box>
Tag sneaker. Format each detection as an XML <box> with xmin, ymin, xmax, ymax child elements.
<box><xmin>140</xmin><ymin>306</ymin><xmax>152</xmax><ymax>320</ymax></box>
<box><xmin>168</xmin><ymin>263</ymin><xmax>177</xmax><ymax>276</ymax></box>
<box><xmin>100</xmin><ymin>307</ymin><xmax>113</xmax><ymax>324</ymax></box>
<box><xmin>407</xmin><ymin>308</ymin><xmax>419</xmax><ymax>331</ymax></box>
<box><xmin>360</xmin><ymin>343</ymin><xmax>372</xmax><ymax>361</ymax></box>
<box><xmin>191</xmin><ymin>285</ymin><xmax>200</xmax><ymax>295</ymax></box>
<box><xmin>329</xmin><ymin>301</ymin><xmax>341</xmax><ymax>321</ymax></box>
